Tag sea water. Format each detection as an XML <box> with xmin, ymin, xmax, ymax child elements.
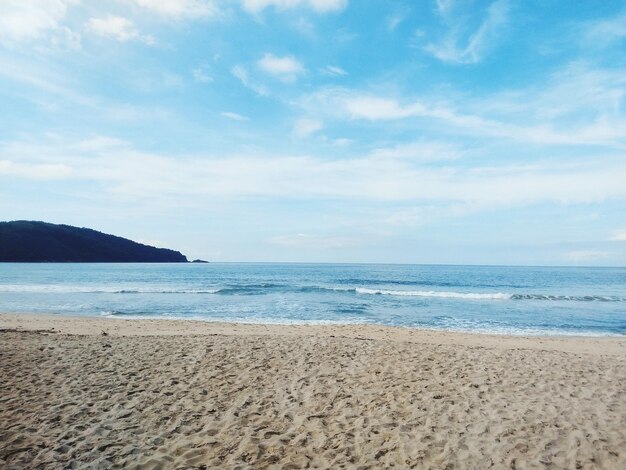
<box><xmin>0</xmin><ymin>263</ymin><xmax>624</xmax><ymax>336</ymax></box>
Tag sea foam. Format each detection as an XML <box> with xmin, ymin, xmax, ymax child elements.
<box><xmin>354</xmin><ymin>288</ymin><xmax>511</xmax><ymax>299</ymax></box>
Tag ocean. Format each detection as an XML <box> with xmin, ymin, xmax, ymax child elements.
<box><xmin>0</xmin><ymin>263</ymin><xmax>624</xmax><ymax>336</ymax></box>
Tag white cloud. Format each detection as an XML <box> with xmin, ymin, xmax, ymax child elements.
<box><xmin>330</xmin><ymin>138</ymin><xmax>352</xmax><ymax>147</ymax></box>
<box><xmin>221</xmin><ymin>111</ymin><xmax>249</xmax><ymax>121</ymax></box>
<box><xmin>425</xmin><ymin>0</ymin><xmax>509</xmax><ymax>64</ymax></box>
<box><xmin>321</xmin><ymin>65</ymin><xmax>347</xmax><ymax>76</ymax></box>
<box><xmin>2</xmin><ymin>135</ymin><xmax>625</xmax><ymax>209</ymax></box>
<box><xmin>270</xmin><ymin>233</ymin><xmax>353</xmax><ymax>249</ymax></box>
<box><xmin>564</xmin><ymin>250</ymin><xmax>611</xmax><ymax>262</ymax></box>
<box><xmin>609</xmin><ymin>230</ymin><xmax>626</xmax><ymax>242</ymax></box>
<box><xmin>257</xmin><ymin>53</ymin><xmax>305</xmax><ymax>82</ymax></box>
<box><xmin>0</xmin><ymin>0</ymin><xmax>78</xmax><ymax>44</ymax></box>
<box><xmin>103</xmin><ymin>104</ymin><xmax>171</xmax><ymax>122</ymax></box>
<box><xmin>124</xmin><ymin>0</ymin><xmax>219</xmax><ymax>19</ymax></box>
<box><xmin>435</xmin><ymin>0</ymin><xmax>455</xmax><ymax>15</ymax></box>
<box><xmin>308</xmin><ymin>0</ymin><xmax>347</xmax><ymax>11</ymax></box>
<box><xmin>479</xmin><ymin>62</ymin><xmax>626</xmax><ymax>127</ymax></box>
<box><xmin>137</xmin><ymin>238</ymin><xmax>164</xmax><ymax>247</ymax></box>
<box><xmin>383</xmin><ymin>207</ymin><xmax>432</xmax><ymax>226</ymax></box>
<box><xmin>386</xmin><ymin>13</ymin><xmax>405</xmax><ymax>31</ymax></box>
<box><xmin>192</xmin><ymin>66</ymin><xmax>213</xmax><ymax>83</ymax></box>
<box><xmin>302</xmin><ymin>86</ymin><xmax>626</xmax><ymax>147</ymax></box>
<box><xmin>344</xmin><ymin>96</ymin><xmax>421</xmax><ymax>120</ymax></box>
<box><xmin>0</xmin><ymin>160</ymin><xmax>73</xmax><ymax>179</ymax></box>
<box><xmin>368</xmin><ymin>142</ymin><xmax>460</xmax><ymax>162</ymax></box>
<box><xmin>123</xmin><ymin>71</ymin><xmax>184</xmax><ymax>93</ymax></box>
<box><xmin>583</xmin><ymin>11</ymin><xmax>626</xmax><ymax>46</ymax></box>
<box><xmin>86</xmin><ymin>16</ymin><xmax>154</xmax><ymax>44</ymax></box>
<box><xmin>291</xmin><ymin>16</ymin><xmax>316</xmax><ymax>36</ymax></box>
<box><xmin>231</xmin><ymin>65</ymin><xmax>269</xmax><ymax>96</ymax></box>
<box><xmin>0</xmin><ymin>57</ymin><xmax>98</xmax><ymax>107</ymax></box>
<box><xmin>465</xmin><ymin>62</ymin><xmax>626</xmax><ymax>146</ymax></box>
<box><xmin>242</xmin><ymin>0</ymin><xmax>347</xmax><ymax>14</ymax></box>
<box><xmin>72</xmin><ymin>136</ymin><xmax>129</xmax><ymax>152</ymax></box>
<box><xmin>293</xmin><ymin>118</ymin><xmax>323</xmax><ymax>138</ymax></box>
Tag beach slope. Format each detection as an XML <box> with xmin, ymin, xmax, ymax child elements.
<box><xmin>1</xmin><ymin>313</ymin><xmax>624</xmax><ymax>469</ymax></box>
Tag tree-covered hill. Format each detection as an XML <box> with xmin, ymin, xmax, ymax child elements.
<box><xmin>0</xmin><ymin>221</ymin><xmax>188</xmax><ymax>262</ymax></box>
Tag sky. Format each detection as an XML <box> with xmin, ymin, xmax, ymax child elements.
<box><xmin>0</xmin><ymin>0</ymin><xmax>625</xmax><ymax>265</ymax></box>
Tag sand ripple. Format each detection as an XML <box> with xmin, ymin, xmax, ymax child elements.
<box><xmin>1</xmin><ymin>328</ymin><xmax>625</xmax><ymax>469</ymax></box>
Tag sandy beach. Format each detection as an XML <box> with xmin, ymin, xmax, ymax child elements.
<box><xmin>1</xmin><ymin>313</ymin><xmax>624</xmax><ymax>469</ymax></box>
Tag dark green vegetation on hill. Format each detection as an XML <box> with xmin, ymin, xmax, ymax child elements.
<box><xmin>0</xmin><ymin>221</ymin><xmax>188</xmax><ymax>262</ymax></box>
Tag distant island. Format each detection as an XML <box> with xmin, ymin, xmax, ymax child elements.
<box><xmin>0</xmin><ymin>221</ymin><xmax>188</xmax><ymax>262</ymax></box>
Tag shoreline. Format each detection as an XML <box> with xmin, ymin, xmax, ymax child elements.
<box><xmin>1</xmin><ymin>312</ymin><xmax>624</xmax><ymax>356</ymax></box>
<box><xmin>92</xmin><ymin>312</ymin><xmax>626</xmax><ymax>338</ymax></box>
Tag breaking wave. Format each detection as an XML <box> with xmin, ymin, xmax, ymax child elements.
<box><xmin>1</xmin><ymin>284</ymin><xmax>623</xmax><ymax>302</ymax></box>
<box><xmin>354</xmin><ymin>288</ymin><xmax>510</xmax><ymax>299</ymax></box>
<box><xmin>353</xmin><ymin>288</ymin><xmax>624</xmax><ymax>301</ymax></box>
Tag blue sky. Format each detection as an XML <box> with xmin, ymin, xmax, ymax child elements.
<box><xmin>0</xmin><ymin>0</ymin><xmax>625</xmax><ymax>265</ymax></box>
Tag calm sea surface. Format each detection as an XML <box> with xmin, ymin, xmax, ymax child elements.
<box><xmin>0</xmin><ymin>263</ymin><xmax>624</xmax><ymax>336</ymax></box>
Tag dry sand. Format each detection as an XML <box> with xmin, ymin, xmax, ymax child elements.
<box><xmin>1</xmin><ymin>313</ymin><xmax>624</xmax><ymax>469</ymax></box>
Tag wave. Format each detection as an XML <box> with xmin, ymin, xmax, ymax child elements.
<box><xmin>2</xmin><ymin>284</ymin><xmax>623</xmax><ymax>302</ymax></box>
<box><xmin>100</xmin><ymin>310</ymin><xmax>133</xmax><ymax>317</ymax></box>
<box><xmin>333</xmin><ymin>278</ymin><xmax>531</xmax><ymax>289</ymax></box>
<box><xmin>510</xmin><ymin>294</ymin><xmax>624</xmax><ymax>302</ymax></box>
<box><xmin>354</xmin><ymin>288</ymin><xmax>511</xmax><ymax>299</ymax></box>
<box><xmin>353</xmin><ymin>288</ymin><xmax>624</xmax><ymax>301</ymax></box>
<box><xmin>97</xmin><ymin>311</ymin><xmax>624</xmax><ymax>337</ymax></box>
<box><xmin>0</xmin><ymin>285</ymin><xmax>222</xmax><ymax>294</ymax></box>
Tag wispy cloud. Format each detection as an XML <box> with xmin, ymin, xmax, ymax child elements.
<box><xmin>435</xmin><ymin>0</ymin><xmax>455</xmax><ymax>15</ymax></box>
<box><xmin>293</xmin><ymin>118</ymin><xmax>322</xmax><ymax>138</ymax></box>
<box><xmin>0</xmin><ymin>56</ymin><xmax>176</xmax><ymax>124</ymax></box>
<box><xmin>86</xmin><ymin>16</ymin><xmax>154</xmax><ymax>44</ymax></box>
<box><xmin>0</xmin><ymin>160</ymin><xmax>73</xmax><ymax>179</ymax></box>
<box><xmin>231</xmin><ymin>64</ymin><xmax>269</xmax><ymax>96</ymax></box>
<box><xmin>2</xmin><ymin>135</ymin><xmax>624</xmax><ymax>207</ymax></box>
<box><xmin>192</xmin><ymin>65</ymin><xmax>213</xmax><ymax>83</ymax></box>
<box><xmin>301</xmin><ymin>82</ymin><xmax>626</xmax><ymax>147</ymax></box>
<box><xmin>257</xmin><ymin>53</ymin><xmax>305</xmax><ymax>82</ymax></box>
<box><xmin>343</xmin><ymin>95</ymin><xmax>421</xmax><ymax>120</ymax></box>
<box><xmin>270</xmin><ymin>233</ymin><xmax>354</xmax><ymax>249</ymax></box>
<box><xmin>473</xmin><ymin>62</ymin><xmax>626</xmax><ymax>122</ymax></box>
<box><xmin>136</xmin><ymin>238</ymin><xmax>164</xmax><ymax>247</ymax></box>
<box><xmin>425</xmin><ymin>0</ymin><xmax>509</xmax><ymax>64</ymax></box>
<box><xmin>583</xmin><ymin>11</ymin><xmax>626</xmax><ymax>47</ymax></box>
<box><xmin>0</xmin><ymin>57</ymin><xmax>98</xmax><ymax>107</ymax></box>
<box><xmin>368</xmin><ymin>141</ymin><xmax>460</xmax><ymax>162</ymax></box>
<box><xmin>609</xmin><ymin>230</ymin><xmax>626</xmax><ymax>242</ymax></box>
<box><xmin>564</xmin><ymin>250</ymin><xmax>611</xmax><ymax>262</ymax></box>
<box><xmin>386</xmin><ymin>6</ymin><xmax>410</xmax><ymax>31</ymax></box>
<box><xmin>241</xmin><ymin>0</ymin><xmax>347</xmax><ymax>14</ymax></box>
<box><xmin>221</xmin><ymin>111</ymin><xmax>249</xmax><ymax>121</ymax></box>
<box><xmin>321</xmin><ymin>65</ymin><xmax>347</xmax><ymax>76</ymax></box>
<box><xmin>123</xmin><ymin>0</ymin><xmax>219</xmax><ymax>20</ymax></box>
<box><xmin>0</xmin><ymin>0</ymin><xmax>78</xmax><ymax>45</ymax></box>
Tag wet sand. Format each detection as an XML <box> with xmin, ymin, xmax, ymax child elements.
<box><xmin>1</xmin><ymin>313</ymin><xmax>625</xmax><ymax>469</ymax></box>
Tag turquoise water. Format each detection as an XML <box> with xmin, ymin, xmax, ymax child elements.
<box><xmin>0</xmin><ymin>263</ymin><xmax>624</xmax><ymax>336</ymax></box>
